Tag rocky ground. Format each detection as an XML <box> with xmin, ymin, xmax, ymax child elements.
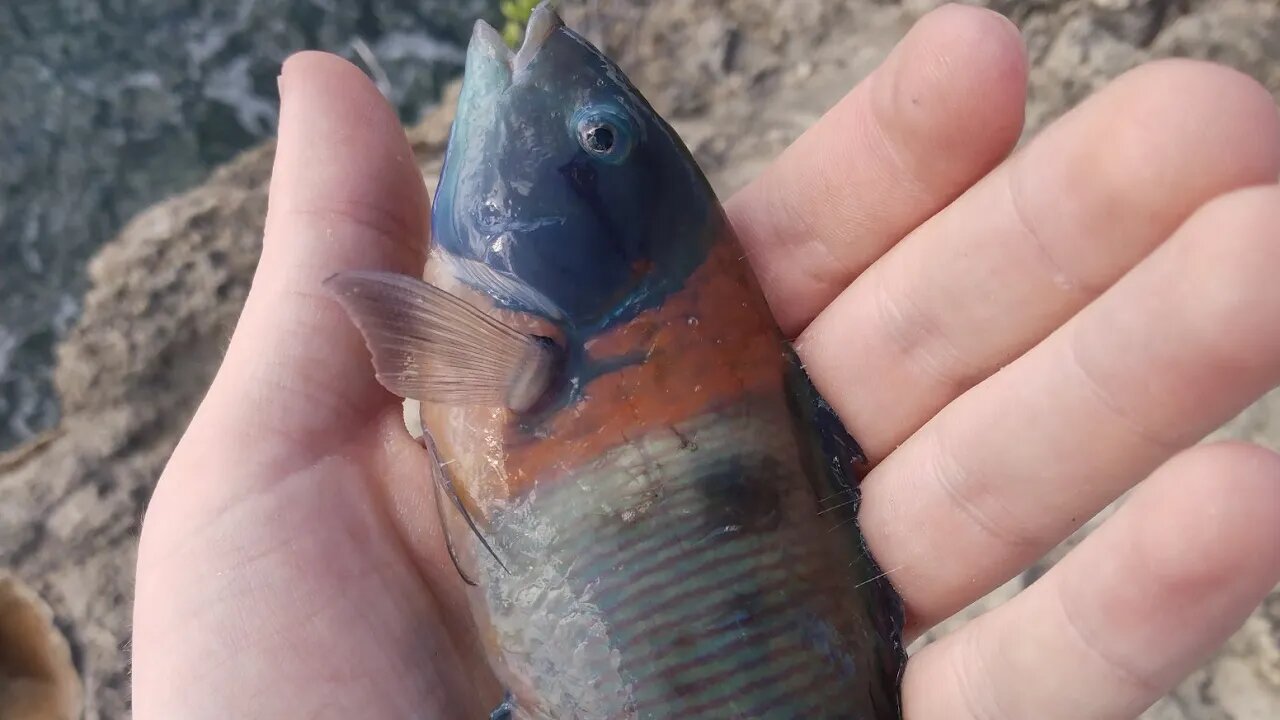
<box><xmin>2</xmin><ymin>0</ymin><xmax>1279</xmax><ymax>717</ymax></box>
<box><xmin>0</xmin><ymin>0</ymin><xmax>499</xmax><ymax>451</ymax></box>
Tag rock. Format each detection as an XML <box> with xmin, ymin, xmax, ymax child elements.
<box><xmin>0</xmin><ymin>571</ymin><xmax>82</xmax><ymax>720</ymax></box>
<box><xmin>3</xmin><ymin>1</ymin><xmax>1280</xmax><ymax>718</ymax></box>
<box><xmin>0</xmin><ymin>0</ymin><xmax>499</xmax><ymax>452</ymax></box>
<box><xmin>559</xmin><ymin>0</ymin><xmax>909</xmax><ymax>194</ymax></box>
<box><xmin>0</xmin><ymin>138</ymin><xmax>274</xmax><ymax>718</ymax></box>
<box><xmin>0</xmin><ymin>84</ymin><xmax>461</xmax><ymax>717</ymax></box>
<box><xmin>1152</xmin><ymin>1</ymin><xmax>1280</xmax><ymax>92</ymax></box>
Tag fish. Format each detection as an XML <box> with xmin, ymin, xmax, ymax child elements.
<box><xmin>324</xmin><ymin>3</ymin><xmax>907</xmax><ymax>718</ymax></box>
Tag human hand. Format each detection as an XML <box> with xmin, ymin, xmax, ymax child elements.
<box><xmin>132</xmin><ymin>5</ymin><xmax>1280</xmax><ymax>719</ymax></box>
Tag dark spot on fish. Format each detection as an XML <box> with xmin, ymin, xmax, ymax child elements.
<box><xmin>708</xmin><ymin>607</ymin><xmax>754</xmax><ymax>634</ymax></box>
<box><xmin>709</xmin><ymin>589</ymin><xmax>767</xmax><ymax>634</ymax></box>
<box><xmin>799</xmin><ymin>612</ymin><xmax>859</xmax><ymax>680</ymax></box>
<box><xmin>698</xmin><ymin>459</ymin><xmax>783</xmax><ymax>536</ymax></box>
<box><xmin>672</xmin><ymin>676</ymin><xmax>705</xmax><ymax>698</ymax></box>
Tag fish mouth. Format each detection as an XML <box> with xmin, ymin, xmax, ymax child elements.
<box><xmin>469</xmin><ymin>1</ymin><xmax>564</xmax><ymax>78</ymax></box>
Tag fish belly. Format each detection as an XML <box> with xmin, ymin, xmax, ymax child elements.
<box><xmin>472</xmin><ymin>405</ymin><xmax>892</xmax><ymax>719</ymax></box>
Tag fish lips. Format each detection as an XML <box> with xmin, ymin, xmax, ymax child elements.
<box><xmin>469</xmin><ymin>1</ymin><xmax>564</xmax><ymax>81</ymax></box>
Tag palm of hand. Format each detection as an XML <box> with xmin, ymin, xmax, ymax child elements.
<box><xmin>132</xmin><ymin>6</ymin><xmax>1280</xmax><ymax>720</ymax></box>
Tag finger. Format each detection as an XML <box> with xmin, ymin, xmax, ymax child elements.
<box><xmin>726</xmin><ymin>3</ymin><xmax>1027</xmax><ymax>334</ymax></box>
<box><xmin>903</xmin><ymin>442</ymin><xmax>1280</xmax><ymax>720</ymax></box>
<box><xmin>186</xmin><ymin>50</ymin><xmax>489</xmax><ymax>688</ymax></box>
<box><xmin>863</xmin><ymin>184</ymin><xmax>1280</xmax><ymax>632</ymax></box>
<box><xmin>802</xmin><ymin>59</ymin><xmax>1280</xmax><ymax>461</ymax></box>
<box><xmin>136</xmin><ymin>53</ymin><xmax>488</xmax><ymax>715</ymax></box>
<box><xmin>189</xmin><ymin>51</ymin><xmax>430</xmax><ymax>469</ymax></box>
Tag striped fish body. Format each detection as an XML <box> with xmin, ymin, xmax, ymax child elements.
<box><xmin>326</xmin><ymin>3</ymin><xmax>907</xmax><ymax>717</ymax></box>
<box><xmin>421</xmin><ymin>215</ymin><xmax>904</xmax><ymax>718</ymax></box>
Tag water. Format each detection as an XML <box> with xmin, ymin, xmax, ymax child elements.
<box><xmin>0</xmin><ymin>0</ymin><xmax>503</xmax><ymax>450</ymax></box>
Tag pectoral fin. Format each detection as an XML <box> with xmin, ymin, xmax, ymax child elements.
<box><xmin>323</xmin><ymin>270</ymin><xmax>559</xmax><ymax>413</ymax></box>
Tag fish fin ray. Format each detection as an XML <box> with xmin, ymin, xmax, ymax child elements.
<box><xmin>422</xmin><ymin>432</ymin><xmax>511</xmax><ymax>579</ymax></box>
<box><xmin>782</xmin><ymin>344</ymin><xmax>907</xmax><ymax>714</ymax></box>
<box><xmin>432</xmin><ymin>474</ymin><xmax>479</xmax><ymax>587</ymax></box>
<box><xmin>323</xmin><ymin>270</ymin><xmax>556</xmax><ymax>410</ymax></box>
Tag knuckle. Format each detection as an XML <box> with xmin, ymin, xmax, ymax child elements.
<box><xmin>923</xmin><ymin>426</ymin><xmax>1042</xmax><ymax>553</ymax></box>
<box><xmin>950</xmin><ymin>619</ymin><xmax>1014</xmax><ymax>720</ymax></box>
<box><xmin>1056</xmin><ymin>583</ymin><xmax>1163</xmax><ymax>699</ymax></box>
<box><xmin>871</xmin><ymin>272</ymin><xmax>978</xmax><ymax>397</ymax></box>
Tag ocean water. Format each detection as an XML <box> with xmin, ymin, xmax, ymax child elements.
<box><xmin>0</xmin><ymin>0</ymin><xmax>502</xmax><ymax>451</ymax></box>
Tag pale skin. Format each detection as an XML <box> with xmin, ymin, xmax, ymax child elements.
<box><xmin>132</xmin><ymin>5</ymin><xmax>1280</xmax><ymax>719</ymax></box>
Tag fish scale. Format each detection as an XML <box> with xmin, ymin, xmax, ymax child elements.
<box><xmin>474</xmin><ymin>408</ymin><xmax>883</xmax><ymax>719</ymax></box>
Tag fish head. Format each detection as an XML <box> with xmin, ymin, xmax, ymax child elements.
<box><xmin>432</xmin><ymin>2</ymin><xmax>719</xmax><ymax>330</ymax></box>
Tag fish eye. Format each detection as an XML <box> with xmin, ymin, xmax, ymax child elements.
<box><xmin>583</xmin><ymin>124</ymin><xmax>614</xmax><ymax>154</ymax></box>
<box><xmin>571</xmin><ymin>107</ymin><xmax>635</xmax><ymax>164</ymax></box>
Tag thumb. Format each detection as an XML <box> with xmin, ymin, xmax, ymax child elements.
<box><xmin>187</xmin><ymin>51</ymin><xmax>429</xmax><ymax>473</ymax></box>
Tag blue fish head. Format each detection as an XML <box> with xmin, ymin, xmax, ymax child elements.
<box><xmin>432</xmin><ymin>2</ymin><xmax>719</xmax><ymax>331</ymax></box>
